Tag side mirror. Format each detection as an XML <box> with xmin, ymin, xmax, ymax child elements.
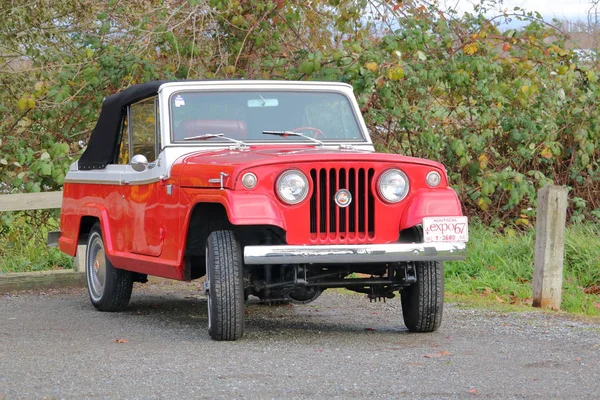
<box><xmin>130</xmin><ymin>154</ymin><xmax>148</xmax><ymax>172</ymax></box>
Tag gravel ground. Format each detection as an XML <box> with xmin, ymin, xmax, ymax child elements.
<box><xmin>1</xmin><ymin>280</ymin><xmax>600</xmax><ymax>399</ymax></box>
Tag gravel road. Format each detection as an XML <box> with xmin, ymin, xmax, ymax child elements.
<box><xmin>1</xmin><ymin>280</ymin><xmax>599</xmax><ymax>399</ymax></box>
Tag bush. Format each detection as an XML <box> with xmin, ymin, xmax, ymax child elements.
<box><xmin>1</xmin><ymin>0</ymin><xmax>598</xmax><ymax>227</ymax></box>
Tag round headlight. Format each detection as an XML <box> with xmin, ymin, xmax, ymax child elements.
<box><xmin>276</xmin><ymin>170</ymin><xmax>309</xmax><ymax>204</ymax></box>
<box><xmin>378</xmin><ymin>169</ymin><xmax>409</xmax><ymax>203</ymax></box>
<box><xmin>241</xmin><ymin>172</ymin><xmax>258</xmax><ymax>189</ymax></box>
<box><xmin>426</xmin><ymin>171</ymin><xmax>441</xmax><ymax>187</ymax></box>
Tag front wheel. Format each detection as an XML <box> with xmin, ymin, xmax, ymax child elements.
<box><xmin>205</xmin><ymin>230</ymin><xmax>245</xmax><ymax>341</ymax></box>
<box><xmin>85</xmin><ymin>223</ymin><xmax>133</xmax><ymax>312</ymax></box>
<box><xmin>400</xmin><ymin>261</ymin><xmax>444</xmax><ymax>332</ymax></box>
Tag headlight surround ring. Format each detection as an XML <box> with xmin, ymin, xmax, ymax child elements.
<box><xmin>276</xmin><ymin>170</ymin><xmax>309</xmax><ymax>205</ymax></box>
<box><xmin>241</xmin><ymin>172</ymin><xmax>258</xmax><ymax>189</ymax></box>
<box><xmin>377</xmin><ymin>168</ymin><xmax>409</xmax><ymax>203</ymax></box>
<box><xmin>426</xmin><ymin>171</ymin><xmax>441</xmax><ymax>187</ymax></box>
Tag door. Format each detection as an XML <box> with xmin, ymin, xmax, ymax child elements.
<box><xmin>122</xmin><ymin>97</ymin><xmax>165</xmax><ymax>257</ymax></box>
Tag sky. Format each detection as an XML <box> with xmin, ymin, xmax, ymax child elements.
<box><xmin>448</xmin><ymin>0</ymin><xmax>598</xmax><ymax>23</ymax></box>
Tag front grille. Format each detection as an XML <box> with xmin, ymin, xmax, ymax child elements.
<box><xmin>309</xmin><ymin>167</ymin><xmax>375</xmax><ymax>241</ymax></box>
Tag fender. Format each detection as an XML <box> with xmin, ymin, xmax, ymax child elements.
<box><xmin>400</xmin><ymin>188</ymin><xmax>463</xmax><ymax>229</ymax></box>
<box><xmin>58</xmin><ymin>205</ymin><xmax>109</xmax><ymax>257</ymax></box>
<box><xmin>181</xmin><ymin>188</ymin><xmax>287</xmax><ymax>230</ymax></box>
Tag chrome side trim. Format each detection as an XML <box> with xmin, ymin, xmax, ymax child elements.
<box><xmin>63</xmin><ymin>177</ymin><xmax>161</xmax><ymax>185</ymax></box>
<box><xmin>244</xmin><ymin>242</ymin><xmax>466</xmax><ymax>265</ymax></box>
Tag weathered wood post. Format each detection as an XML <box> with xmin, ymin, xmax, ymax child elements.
<box><xmin>73</xmin><ymin>245</ymin><xmax>87</xmax><ymax>273</ymax></box>
<box><xmin>532</xmin><ymin>185</ymin><xmax>568</xmax><ymax>310</ymax></box>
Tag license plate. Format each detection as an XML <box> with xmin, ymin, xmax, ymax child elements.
<box><xmin>423</xmin><ymin>216</ymin><xmax>469</xmax><ymax>243</ymax></box>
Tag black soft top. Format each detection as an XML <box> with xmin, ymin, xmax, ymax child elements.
<box><xmin>78</xmin><ymin>80</ymin><xmax>167</xmax><ymax>170</ymax></box>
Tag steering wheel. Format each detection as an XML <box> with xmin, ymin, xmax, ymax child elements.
<box><xmin>290</xmin><ymin>126</ymin><xmax>325</xmax><ymax>140</ymax></box>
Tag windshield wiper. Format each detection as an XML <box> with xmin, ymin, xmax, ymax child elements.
<box><xmin>184</xmin><ymin>133</ymin><xmax>248</xmax><ymax>149</ymax></box>
<box><xmin>262</xmin><ymin>130</ymin><xmax>324</xmax><ymax>147</ymax></box>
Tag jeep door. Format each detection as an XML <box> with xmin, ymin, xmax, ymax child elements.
<box><xmin>121</xmin><ymin>97</ymin><xmax>165</xmax><ymax>257</ymax></box>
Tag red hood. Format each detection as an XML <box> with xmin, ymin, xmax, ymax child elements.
<box><xmin>172</xmin><ymin>145</ymin><xmax>444</xmax><ymax>188</ymax></box>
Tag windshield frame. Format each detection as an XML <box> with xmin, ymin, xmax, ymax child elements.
<box><xmin>167</xmin><ymin>89</ymin><xmax>368</xmax><ymax>146</ymax></box>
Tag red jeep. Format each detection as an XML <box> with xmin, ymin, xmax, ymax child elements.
<box><xmin>56</xmin><ymin>80</ymin><xmax>467</xmax><ymax>340</ymax></box>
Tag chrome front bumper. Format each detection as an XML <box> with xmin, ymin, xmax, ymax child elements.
<box><xmin>244</xmin><ymin>242</ymin><xmax>466</xmax><ymax>265</ymax></box>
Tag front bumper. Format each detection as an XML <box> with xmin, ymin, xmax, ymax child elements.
<box><xmin>244</xmin><ymin>242</ymin><xmax>466</xmax><ymax>265</ymax></box>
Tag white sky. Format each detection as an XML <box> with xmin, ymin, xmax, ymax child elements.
<box><xmin>448</xmin><ymin>0</ymin><xmax>597</xmax><ymax>22</ymax></box>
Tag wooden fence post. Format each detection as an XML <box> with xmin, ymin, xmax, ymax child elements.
<box><xmin>73</xmin><ymin>245</ymin><xmax>87</xmax><ymax>273</ymax></box>
<box><xmin>532</xmin><ymin>185</ymin><xmax>568</xmax><ymax>310</ymax></box>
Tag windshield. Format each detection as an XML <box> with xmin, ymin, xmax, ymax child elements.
<box><xmin>170</xmin><ymin>90</ymin><xmax>364</xmax><ymax>142</ymax></box>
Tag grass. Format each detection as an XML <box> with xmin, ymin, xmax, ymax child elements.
<box><xmin>446</xmin><ymin>223</ymin><xmax>600</xmax><ymax>316</ymax></box>
<box><xmin>0</xmin><ymin>211</ymin><xmax>74</xmax><ymax>273</ymax></box>
<box><xmin>1</xmin><ymin>212</ymin><xmax>599</xmax><ymax>317</ymax></box>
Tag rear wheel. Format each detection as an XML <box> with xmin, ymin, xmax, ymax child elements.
<box><xmin>205</xmin><ymin>230</ymin><xmax>245</xmax><ymax>341</ymax></box>
<box><xmin>401</xmin><ymin>261</ymin><xmax>444</xmax><ymax>332</ymax></box>
<box><xmin>85</xmin><ymin>224</ymin><xmax>133</xmax><ymax>312</ymax></box>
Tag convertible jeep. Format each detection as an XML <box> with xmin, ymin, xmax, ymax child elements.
<box><xmin>55</xmin><ymin>80</ymin><xmax>468</xmax><ymax>341</ymax></box>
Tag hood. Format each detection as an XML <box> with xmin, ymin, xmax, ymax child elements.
<box><xmin>173</xmin><ymin>145</ymin><xmax>443</xmax><ymax>188</ymax></box>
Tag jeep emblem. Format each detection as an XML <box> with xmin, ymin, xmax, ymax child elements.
<box><xmin>334</xmin><ymin>189</ymin><xmax>352</xmax><ymax>208</ymax></box>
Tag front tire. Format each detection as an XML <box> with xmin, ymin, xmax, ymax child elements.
<box><xmin>206</xmin><ymin>230</ymin><xmax>245</xmax><ymax>341</ymax></box>
<box><xmin>401</xmin><ymin>261</ymin><xmax>444</xmax><ymax>332</ymax></box>
<box><xmin>85</xmin><ymin>223</ymin><xmax>133</xmax><ymax>312</ymax></box>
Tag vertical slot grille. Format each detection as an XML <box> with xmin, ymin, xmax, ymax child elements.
<box><xmin>309</xmin><ymin>167</ymin><xmax>375</xmax><ymax>241</ymax></box>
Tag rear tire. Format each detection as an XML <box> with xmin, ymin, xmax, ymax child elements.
<box><xmin>85</xmin><ymin>224</ymin><xmax>133</xmax><ymax>312</ymax></box>
<box><xmin>401</xmin><ymin>261</ymin><xmax>444</xmax><ymax>332</ymax></box>
<box><xmin>206</xmin><ymin>230</ymin><xmax>245</xmax><ymax>341</ymax></box>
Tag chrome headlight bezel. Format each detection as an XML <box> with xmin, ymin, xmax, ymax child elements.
<box><xmin>276</xmin><ymin>170</ymin><xmax>309</xmax><ymax>205</ymax></box>
<box><xmin>426</xmin><ymin>171</ymin><xmax>441</xmax><ymax>187</ymax></box>
<box><xmin>241</xmin><ymin>172</ymin><xmax>258</xmax><ymax>189</ymax></box>
<box><xmin>377</xmin><ymin>168</ymin><xmax>409</xmax><ymax>203</ymax></box>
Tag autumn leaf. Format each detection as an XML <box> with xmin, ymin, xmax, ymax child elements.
<box><xmin>478</xmin><ymin>154</ymin><xmax>488</xmax><ymax>169</ymax></box>
<box><xmin>387</xmin><ymin>67</ymin><xmax>404</xmax><ymax>81</ymax></box>
<box><xmin>115</xmin><ymin>339</ymin><xmax>128</xmax><ymax>344</ymax></box>
<box><xmin>424</xmin><ymin>350</ymin><xmax>451</xmax><ymax>358</ymax></box>
<box><xmin>17</xmin><ymin>97</ymin><xmax>28</xmax><ymax>111</ymax></box>
<box><xmin>463</xmin><ymin>43</ymin><xmax>478</xmax><ymax>55</ymax></box>
<box><xmin>540</xmin><ymin>147</ymin><xmax>552</xmax><ymax>159</ymax></box>
<box><xmin>365</xmin><ymin>61</ymin><xmax>378</xmax><ymax>72</ymax></box>
<box><xmin>477</xmin><ymin>198</ymin><xmax>489</xmax><ymax>211</ymax></box>
<box><xmin>515</xmin><ymin>218</ymin><xmax>530</xmax><ymax>226</ymax></box>
<box><xmin>584</xmin><ymin>285</ymin><xmax>600</xmax><ymax>294</ymax></box>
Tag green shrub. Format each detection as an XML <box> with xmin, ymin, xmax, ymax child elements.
<box><xmin>0</xmin><ymin>211</ymin><xmax>73</xmax><ymax>273</ymax></box>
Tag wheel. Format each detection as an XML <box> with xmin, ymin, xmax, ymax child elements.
<box><xmin>400</xmin><ymin>261</ymin><xmax>444</xmax><ymax>332</ymax></box>
<box><xmin>290</xmin><ymin>126</ymin><xmax>325</xmax><ymax>139</ymax></box>
<box><xmin>85</xmin><ymin>223</ymin><xmax>133</xmax><ymax>312</ymax></box>
<box><xmin>205</xmin><ymin>230</ymin><xmax>245</xmax><ymax>341</ymax></box>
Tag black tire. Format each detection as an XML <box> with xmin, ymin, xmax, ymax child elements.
<box><xmin>401</xmin><ymin>261</ymin><xmax>444</xmax><ymax>332</ymax></box>
<box><xmin>206</xmin><ymin>230</ymin><xmax>245</xmax><ymax>341</ymax></box>
<box><xmin>85</xmin><ymin>223</ymin><xmax>133</xmax><ymax>312</ymax></box>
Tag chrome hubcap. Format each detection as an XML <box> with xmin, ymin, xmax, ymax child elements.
<box><xmin>87</xmin><ymin>233</ymin><xmax>106</xmax><ymax>302</ymax></box>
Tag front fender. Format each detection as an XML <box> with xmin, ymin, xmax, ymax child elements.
<box><xmin>400</xmin><ymin>188</ymin><xmax>463</xmax><ymax>229</ymax></box>
<box><xmin>181</xmin><ymin>189</ymin><xmax>287</xmax><ymax>230</ymax></box>
<box><xmin>227</xmin><ymin>192</ymin><xmax>287</xmax><ymax>229</ymax></box>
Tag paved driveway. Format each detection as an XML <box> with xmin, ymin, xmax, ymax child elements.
<box><xmin>1</xmin><ymin>281</ymin><xmax>599</xmax><ymax>399</ymax></box>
